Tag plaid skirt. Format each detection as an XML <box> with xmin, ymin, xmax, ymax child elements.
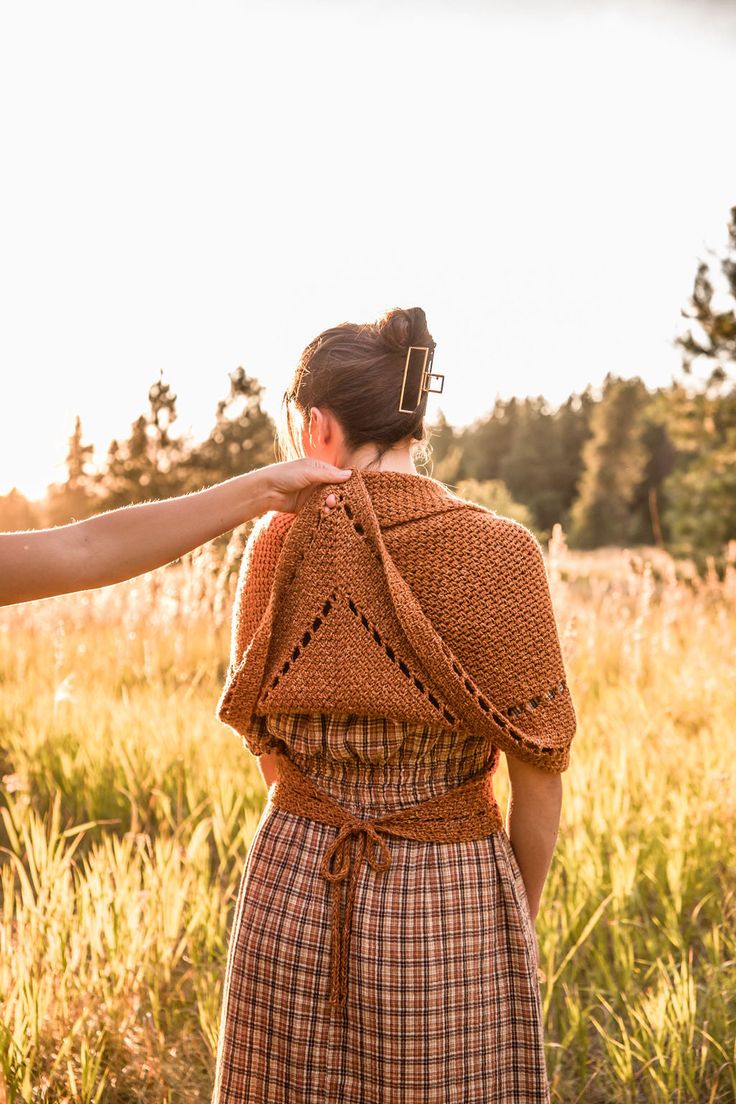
<box><xmin>212</xmin><ymin>714</ymin><xmax>550</xmax><ymax>1104</ymax></box>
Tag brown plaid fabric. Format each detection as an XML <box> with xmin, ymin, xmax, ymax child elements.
<box><xmin>212</xmin><ymin>714</ymin><xmax>551</xmax><ymax>1104</ymax></box>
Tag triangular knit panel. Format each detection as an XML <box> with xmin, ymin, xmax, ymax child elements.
<box><xmin>256</xmin><ymin>587</ymin><xmax>455</xmax><ymax>724</ymax></box>
<box><xmin>252</xmin><ymin>487</ymin><xmax>461</xmax><ymax>724</ymax></box>
<box><xmin>218</xmin><ymin>467</ymin><xmax>577</xmax><ymax>773</ymax></box>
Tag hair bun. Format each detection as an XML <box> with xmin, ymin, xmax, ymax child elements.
<box><xmin>375</xmin><ymin>306</ymin><xmax>435</xmax><ymax>354</ymax></box>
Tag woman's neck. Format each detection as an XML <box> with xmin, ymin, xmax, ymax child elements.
<box><xmin>342</xmin><ymin>443</ymin><xmax>419</xmax><ymax>475</ymax></box>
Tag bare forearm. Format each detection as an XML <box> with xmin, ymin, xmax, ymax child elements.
<box><xmin>258</xmin><ymin>751</ymin><xmax>280</xmax><ymax>790</ymax></box>
<box><xmin>505</xmin><ymin>763</ymin><xmax>562</xmax><ymax>922</ymax></box>
<box><xmin>0</xmin><ymin>469</ymin><xmax>272</xmax><ymax>606</ymax></box>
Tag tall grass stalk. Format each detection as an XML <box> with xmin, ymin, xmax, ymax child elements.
<box><xmin>1</xmin><ymin>539</ymin><xmax>734</xmax><ymax>1101</ymax></box>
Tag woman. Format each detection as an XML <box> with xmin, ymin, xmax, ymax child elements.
<box><xmin>213</xmin><ymin>307</ymin><xmax>577</xmax><ymax>1103</ymax></box>
<box><xmin>0</xmin><ymin>458</ymin><xmax>351</xmax><ymax>606</ymax></box>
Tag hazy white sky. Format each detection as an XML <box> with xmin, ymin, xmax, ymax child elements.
<box><xmin>1</xmin><ymin>0</ymin><xmax>734</xmax><ymax>498</ymax></box>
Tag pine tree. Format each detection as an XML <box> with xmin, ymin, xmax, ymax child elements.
<box><xmin>677</xmin><ymin>205</ymin><xmax>736</xmax><ymax>390</ymax></box>
<box><xmin>98</xmin><ymin>373</ymin><xmax>190</xmax><ymax>508</ymax></box>
<box><xmin>426</xmin><ymin>410</ymin><xmax>463</xmax><ymax>483</ymax></box>
<box><xmin>186</xmin><ymin>367</ymin><xmax>276</xmax><ymax>485</ymax></box>
<box><xmin>0</xmin><ymin>488</ymin><xmax>39</xmax><ymax>531</ymax></box>
<box><xmin>459</xmin><ymin>397</ymin><xmax>521</xmax><ymax>482</ymax></box>
<box><xmin>500</xmin><ymin>397</ymin><xmax>563</xmax><ymax>536</ymax></box>
<box><xmin>45</xmin><ymin>416</ymin><xmax>99</xmax><ymax>525</ymax></box>
<box><xmin>664</xmin><ymin>205</ymin><xmax>736</xmax><ymax>559</ymax></box>
<box><xmin>568</xmin><ymin>374</ymin><xmax>651</xmax><ymax>548</ymax></box>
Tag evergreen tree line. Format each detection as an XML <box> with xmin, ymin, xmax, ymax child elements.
<box><xmin>0</xmin><ymin>367</ymin><xmax>274</xmax><ymax>534</ymax></box>
<box><xmin>2</xmin><ymin>207</ymin><xmax>734</xmax><ymax>566</ymax></box>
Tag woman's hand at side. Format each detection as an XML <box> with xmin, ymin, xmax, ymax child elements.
<box><xmin>0</xmin><ymin>458</ymin><xmax>352</xmax><ymax>607</ymax></box>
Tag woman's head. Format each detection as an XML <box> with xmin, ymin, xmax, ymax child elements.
<box><xmin>276</xmin><ymin>306</ymin><xmax>438</xmax><ymax>469</ymax></box>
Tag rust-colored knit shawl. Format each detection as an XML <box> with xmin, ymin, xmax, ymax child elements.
<box><xmin>217</xmin><ymin>468</ymin><xmax>576</xmax><ymax>772</ymax></box>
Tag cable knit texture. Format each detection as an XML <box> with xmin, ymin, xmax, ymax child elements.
<box><xmin>217</xmin><ymin>467</ymin><xmax>576</xmax><ymax>773</ymax></box>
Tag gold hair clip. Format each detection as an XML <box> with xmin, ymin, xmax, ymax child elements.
<box><xmin>398</xmin><ymin>346</ymin><xmax>445</xmax><ymax>413</ymax></box>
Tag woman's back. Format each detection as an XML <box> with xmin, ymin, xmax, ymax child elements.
<box><xmin>213</xmin><ymin>306</ymin><xmax>574</xmax><ymax>1103</ymax></box>
<box><xmin>212</xmin><ymin>470</ymin><xmax>573</xmax><ymax>1104</ymax></box>
<box><xmin>218</xmin><ymin>468</ymin><xmax>574</xmax><ymax>773</ymax></box>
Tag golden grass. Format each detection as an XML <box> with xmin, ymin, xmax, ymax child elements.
<box><xmin>1</xmin><ymin>528</ymin><xmax>734</xmax><ymax>1102</ymax></box>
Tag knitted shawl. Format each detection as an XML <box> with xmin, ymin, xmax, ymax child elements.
<box><xmin>217</xmin><ymin>468</ymin><xmax>577</xmax><ymax>773</ymax></box>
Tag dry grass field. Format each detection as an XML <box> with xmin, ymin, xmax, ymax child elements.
<box><xmin>1</xmin><ymin>528</ymin><xmax>735</xmax><ymax>1102</ymax></box>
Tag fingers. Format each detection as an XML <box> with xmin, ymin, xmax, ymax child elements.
<box><xmin>301</xmin><ymin>460</ymin><xmax>352</xmax><ymax>515</ymax></box>
<box><xmin>305</xmin><ymin>459</ymin><xmax>352</xmax><ymax>481</ymax></box>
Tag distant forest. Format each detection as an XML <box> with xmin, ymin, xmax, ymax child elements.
<box><xmin>2</xmin><ymin>207</ymin><xmax>735</xmax><ymax>568</ymax></box>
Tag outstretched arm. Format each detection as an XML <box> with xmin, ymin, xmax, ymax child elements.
<box><xmin>0</xmin><ymin>458</ymin><xmax>351</xmax><ymax>607</ymax></box>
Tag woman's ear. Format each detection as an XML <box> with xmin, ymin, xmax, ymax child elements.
<box><xmin>302</xmin><ymin>405</ymin><xmax>346</xmax><ymax>465</ymax></box>
<box><xmin>308</xmin><ymin>406</ymin><xmax>334</xmax><ymax>451</ymax></box>
<box><xmin>307</xmin><ymin>406</ymin><xmax>320</xmax><ymax>448</ymax></box>
<box><xmin>300</xmin><ymin>407</ymin><xmax>317</xmax><ymax>454</ymax></box>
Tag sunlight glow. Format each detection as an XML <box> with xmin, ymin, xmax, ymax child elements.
<box><xmin>0</xmin><ymin>0</ymin><xmax>734</xmax><ymax>498</ymax></box>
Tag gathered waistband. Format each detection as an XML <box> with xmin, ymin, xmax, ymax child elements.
<box><xmin>268</xmin><ymin>750</ymin><xmax>505</xmax><ymax>1012</ymax></box>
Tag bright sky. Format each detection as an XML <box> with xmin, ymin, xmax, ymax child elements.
<box><xmin>1</xmin><ymin>0</ymin><xmax>734</xmax><ymax>499</ymax></box>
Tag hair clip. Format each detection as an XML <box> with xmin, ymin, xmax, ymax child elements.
<box><xmin>397</xmin><ymin>346</ymin><xmax>445</xmax><ymax>413</ymax></box>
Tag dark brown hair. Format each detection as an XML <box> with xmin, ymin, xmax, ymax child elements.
<box><xmin>276</xmin><ymin>306</ymin><xmax>438</xmax><ymax>467</ymax></box>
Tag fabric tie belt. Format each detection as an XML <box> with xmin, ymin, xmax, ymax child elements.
<box><xmin>269</xmin><ymin>750</ymin><xmax>505</xmax><ymax>1012</ymax></box>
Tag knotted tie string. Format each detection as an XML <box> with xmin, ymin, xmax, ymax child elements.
<box><xmin>320</xmin><ymin>816</ymin><xmax>394</xmax><ymax>1009</ymax></box>
<box><xmin>268</xmin><ymin>749</ymin><xmax>503</xmax><ymax>1013</ymax></box>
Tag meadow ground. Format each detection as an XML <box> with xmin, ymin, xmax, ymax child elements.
<box><xmin>1</xmin><ymin>528</ymin><xmax>735</xmax><ymax>1103</ymax></box>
